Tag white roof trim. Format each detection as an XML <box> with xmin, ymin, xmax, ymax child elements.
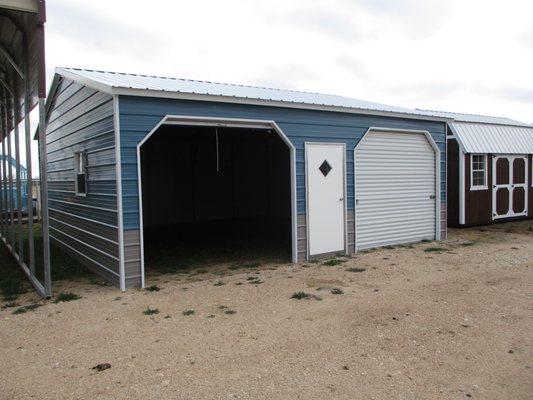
<box><xmin>55</xmin><ymin>67</ymin><xmax>450</xmax><ymax>122</ymax></box>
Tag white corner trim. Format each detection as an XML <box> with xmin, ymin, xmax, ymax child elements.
<box><xmin>113</xmin><ymin>96</ymin><xmax>126</xmax><ymax>291</ymax></box>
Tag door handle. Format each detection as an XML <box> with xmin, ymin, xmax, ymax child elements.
<box><xmin>339</xmin><ymin>198</ymin><xmax>344</xmax><ymax>201</ymax></box>
<box><xmin>429</xmin><ymin>195</ymin><xmax>436</xmax><ymax>199</ymax></box>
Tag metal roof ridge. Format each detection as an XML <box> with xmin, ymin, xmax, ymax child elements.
<box><xmin>54</xmin><ymin>67</ymin><xmax>450</xmax><ymax>121</ymax></box>
<box><xmin>59</xmin><ymin>66</ymin><xmax>352</xmax><ymax>97</ymax></box>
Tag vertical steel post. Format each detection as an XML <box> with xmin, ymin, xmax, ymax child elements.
<box><xmin>13</xmin><ymin>94</ymin><xmax>24</xmax><ymax>261</ymax></box>
<box><xmin>5</xmin><ymin>96</ymin><xmax>15</xmax><ymax>249</ymax></box>
<box><xmin>0</xmin><ymin>125</ymin><xmax>4</xmax><ymax>237</ymax></box>
<box><xmin>2</xmin><ymin>118</ymin><xmax>9</xmax><ymax>241</ymax></box>
<box><xmin>23</xmin><ymin>74</ymin><xmax>35</xmax><ymax>275</ymax></box>
<box><xmin>38</xmin><ymin>98</ymin><xmax>51</xmax><ymax>296</ymax></box>
<box><xmin>37</xmin><ymin>3</ymin><xmax>51</xmax><ymax>297</ymax></box>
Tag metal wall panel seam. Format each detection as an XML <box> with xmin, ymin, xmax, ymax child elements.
<box><xmin>50</xmin><ymin>235</ymin><xmax>121</xmax><ymax>277</ymax></box>
<box><xmin>113</xmin><ymin>95</ymin><xmax>126</xmax><ymax>291</ymax></box>
<box><xmin>49</xmin><ymin>225</ymin><xmax>119</xmax><ymax>261</ymax></box>
<box><xmin>49</xmin><ymin>216</ymin><xmax>119</xmax><ymax>245</ymax></box>
<box><xmin>48</xmin><ymin>198</ymin><xmax>117</xmax><ymax>212</ymax></box>
<box><xmin>48</xmin><ymin>207</ymin><xmax>118</xmax><ymax>229</ymax></box>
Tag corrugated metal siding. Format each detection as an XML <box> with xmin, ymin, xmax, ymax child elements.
<box><xmin>118</xmin><ymin>96</ymin><xmax>445</xmax><ymax>272</ymax></box>
<box><xmin>119</xmin><ymin>96</ymin><xmax>446</xmax><ymax>220</ymax></box>
<box><xmin>355</xmin><ymin>131</ymin><xmax>437</xmax><ymax>250</ymax></box>
<box><xmin>46</xmin><ymin>77</ymin><xmax>119</xmax><ymax>283</ymax></box>
<box><xmin>452</xmin><ymin>122</ymin><xmax>533</xmax><ymax>154</ymax></box>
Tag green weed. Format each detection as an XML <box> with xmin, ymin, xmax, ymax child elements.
<box><xmin>143</xmin><ymin>307</ymin><xmax>159</xmax><ymax>315</ymax></box>
<box><xmin>54</xmin><ymin>292</ymin><xmax>81</xmax><ymax>303</ymax></box>
<box><xmin>346</xmin><ymin>267</ymin><xmax>366</xmax><ymax>273</ymax></box>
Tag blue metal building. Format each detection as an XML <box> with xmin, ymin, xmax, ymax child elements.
<box><xmin>45</xmin><ymin>68</ymin><xmax>448</xmax><ymax>290</ymax></box>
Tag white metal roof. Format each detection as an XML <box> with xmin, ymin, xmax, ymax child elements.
<box><xmin>420</xmin><ymin>109</ymin><xmax>533</xmax><ymax>154</ymax></box>
<box><xmin>55</xmin><ymin>67</ymin><xmax>448</xmax><ymax>121</ymax></box>
<box><xmin>450</xmin><ymin>122</ymin><xmax>533</xmax><ymax>154</ymax></box>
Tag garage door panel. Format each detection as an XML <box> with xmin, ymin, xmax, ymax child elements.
<box><xmin>355</xmin><ymin>130</ymin><xmax>436</xmax><ymax>250</ymax></box>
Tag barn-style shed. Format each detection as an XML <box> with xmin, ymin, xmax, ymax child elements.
<box><xmin>45</xmin><ymin>68</ymin><xmax>448</xmax><ymax>289</ymax></box>
<box><xmin>435</xmin><ymin>111</ymin><xmax>533</xmax><ymax>226</ymax></box>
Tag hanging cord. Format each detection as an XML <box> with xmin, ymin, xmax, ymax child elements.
<box><xmin>215</xmin><ymin>127</ymin><xmax>220</xmax><ymax>172</ymax></box>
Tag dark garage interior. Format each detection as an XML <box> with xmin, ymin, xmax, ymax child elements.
<box><xmin>140</xmin><ymin>125</ymin><xmax>292</xmax><ymax>272</ymax></box>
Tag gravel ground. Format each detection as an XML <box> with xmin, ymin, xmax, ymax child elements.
<box><xmin>1</xmin><ymin>221</ymin><xmax>532</xmax><ymax>400</ymax></box>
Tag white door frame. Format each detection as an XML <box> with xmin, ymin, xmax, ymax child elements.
<box><xmin>492</xmin><ymin>154</ymin><xmax>528</xmax><ymax>220</ymax></box>
<box><xmin>304</xmin><ymin>142</ymin><xmax>347</xmax><ymax>259</ymax></box>
<box><xmin>136</xmin><ymin>115</ymin><xmax>297</xmax><ymax>288</ymax></box>
<box><xmin>353</xmin><ymin>127</ymin><xmax>441</xmax><ymax>251</ymax></box>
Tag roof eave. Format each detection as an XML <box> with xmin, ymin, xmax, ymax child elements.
<box><xmin>0</xmin><ymin>0</ymin><xmax>38</xmax><ymax>13</ymax></box>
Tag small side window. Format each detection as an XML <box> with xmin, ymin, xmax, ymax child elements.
<box><xmin>470</xmin><ymin>154</ymin><xmax>487</xmax><ymax>190</ymax></box>
<box><xmin>74</xmin><ymin>151</ymin><xmax>87</xmax><ymax>196</ymax></box>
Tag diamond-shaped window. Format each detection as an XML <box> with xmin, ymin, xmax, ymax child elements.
<box><xmin>319</xmin><ymin>160</ymin><xmax>332</xmax><ymax>177</ymax></box>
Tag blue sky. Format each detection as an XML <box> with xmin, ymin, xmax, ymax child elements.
<box><xmin>45</xmin><ymin>0</ymin><xmax>533</xmax><ymax>123</ymax></box>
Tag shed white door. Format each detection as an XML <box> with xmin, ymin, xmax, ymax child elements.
<box><xmin>306</xmin><ymin>143</ymin><xmax>345</xmax><ymax>256</ymax></box>
<box><xmin>355</xmin><ymin>130</ymin><xmax>436</xmax><ymax>250</ymax></box>
<box><xmin>492</xmin><ymin>155</ymin><xmax>528</xmax><ymax>220</ymax></box>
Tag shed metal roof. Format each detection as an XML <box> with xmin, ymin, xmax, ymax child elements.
<box><xmin>450</xmin><ymin>122</ymin><xmax>533</xmax><ymax>154</ymax></box>
<box><xmin>421</xmin><ymin>109</ymin><xmax>533</xmax><ymax>154</ymax></box>
<box><xmin>55</xmin><ymin>67</ymin><xmax>449</xmax><ymax>122</ymax></box>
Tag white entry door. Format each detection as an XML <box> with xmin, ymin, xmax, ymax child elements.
<box><xmin>306</xmin><ymin>143</ymin><xmax>345</xmax><ymax>256</ymax></box>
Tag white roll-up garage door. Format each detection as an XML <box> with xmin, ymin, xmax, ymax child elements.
<box><xmin>355</xmin><ymin>130</ymin><xmax>437</xmax><ymax>250</ymax></box>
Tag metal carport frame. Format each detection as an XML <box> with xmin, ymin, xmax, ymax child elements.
<box><xmin>0</xmin><ymin>0</ymin><xmax>51</xmax><ymax>297</ymax></box>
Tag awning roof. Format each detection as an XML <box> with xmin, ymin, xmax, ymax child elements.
<box><xmin>450</xmin><ymin>122</ymin><xmax>533</xmax><ymax>154</ymax></box>
<box><xmin>0</xmin><ymin>0</ymin><xmax>46</xmax><ymax>139</ymax></box>
<box><xmin>420</xmin><ymin>109</ymin><xmax>533</xmax><ymax>154</ymax></box>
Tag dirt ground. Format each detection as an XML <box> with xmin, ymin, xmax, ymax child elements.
<box><xmin>1</xmin><ymin>222</ymin><xmax>532</xmax><ymax>400</ymax></box>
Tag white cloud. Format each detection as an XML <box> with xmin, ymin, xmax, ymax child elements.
<box><xmin>43</xmin><ymin>0</ymin><xmax>533</xmax><ymax>123</ymax></box>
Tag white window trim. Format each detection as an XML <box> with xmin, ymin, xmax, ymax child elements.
<box><xmin>74</xmin><ymin>151</ymin><xmax>87</xmax><ymax>197</ymax></box>
<box><xmin>470</xmin><ymin>153</ymin><xmax>488</xmax><ymax>191</ymax></box>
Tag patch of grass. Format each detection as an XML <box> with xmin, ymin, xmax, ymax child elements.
<box><xmin>346</xmin><ymin>267</ymin><xmax>366</xmax><ymax>273</ymax></box>
<box><xmin>424</xmin><ymin>247</ymin><xmax>448</xmax><ymax>253</ymax></box>
<box><xmin>224</xmin><ymin>309</ymin><xmax>237</xmax><ymax>315</ymax></box>
<box><xmin>291</xmin><ymin>291</ymin><xmax>322</xmax><ymax>301</ymax></box>
<box><xmin>1</xmin><ymin>302</ymin><xmax>18</xmax><ymax>309</ymax></box>
<box><xmin>458</xmin><ymin>241</ymin><xmax>476</xmax><ymax>247</ymax></box>
<box><xmin>331</xmin><ymin>288</ymin><xmax>344</xmax><ymax>295</ymax></box>
<box><xmin>218</xmin><ymin>305</ymin><xmax>228</xmax><ymax>310</ymax></box>
<box><xmin>12</xmin><ymin>303</ymin><xmax>42</xmax><ymax>315</ymax></box>
<box><xmin>182</xmin><ymin>309</ymin><xmax>195</xmax><ymax>316</ymax></box>
<box><xmin>235</xmin><ymin>282</ymin><xmax>243</xmax><ymax>285</ymax></box>
<box><xmin>0</xmin><ymin>250</ymin><xmax>30</xmax><ymax>301</ymax></box>
<box><xmin>382</xmin><ymin>245</ymin><xmax>396</xmax><ymax>250</ymax></box>
<box><xmin>143</xmin><ymin>307</ymin><xmax>159</xmax><ymax>315</ymax></box>
<box><xmin>248</xmin><ymin>279</ymin><xmax>264</xmax><ymax>285</ymax></box>
<box><xmin>322</xmin><ymin>258</ymin><xmax>344</xmax><ymax>266</ymax></box>
<box><xmin>54</xmin><ymin>292</ymin><xmax>81</xmax><ymax>303</ymax></box>
<box><xmin>145</xmin><ymin>285</ymin><xmax>161</xmax><ymax>292</ymax></box>
<box><xmin>114</xmin><ymin>296</ymin><xmax>122</xmax><ymax>301</ymax></box>
<box><xmin>421</xmin><ymin>239</ymin><xmax>432</xmax><ymax>243</ymax></box>
<box><xmin>213</xmin><ymin>280</ymin><xmax>225</xmax><ymax>286</ymax></box>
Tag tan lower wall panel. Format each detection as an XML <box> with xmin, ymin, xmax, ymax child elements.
<box><xmin>124</xmin><ymin>229</ymin><xmax>142</xmax><ymax>284</ymax></box>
